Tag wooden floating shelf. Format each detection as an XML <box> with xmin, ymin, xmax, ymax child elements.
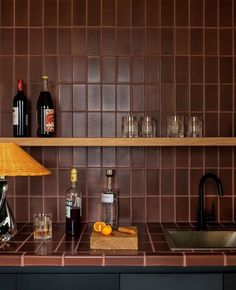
<box><xmin>1</xmin><ymin>137</ymin><xmax>236</xmax><ymax>147</ymax></box>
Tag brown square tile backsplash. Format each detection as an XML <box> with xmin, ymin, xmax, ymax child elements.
<box><xmin>0</xmin><ymin>0</ymin><xmax>236</xmax><ymax>223</ymax></box>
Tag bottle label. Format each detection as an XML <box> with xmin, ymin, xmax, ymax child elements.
<box><xmin>66</xmin><ymin>200</ymin><xmax>72</xmax><ymax>219</ymax></box>
<box><xmin>101</xmin><ymin>193</ymin><xmax>114</xmax><ymax>203</ymax></box>
<box><xmin>13</xmin><ymin>107</ymin><xmax>19</xmax><ymax>125</ymax></box>
<box><xmin>45</xmin><ymin>109</ymin><xmax>54</xmax><ymax>132</ymax></box>
<box><xmin>25</xmin><ymin>114</ymin><xmax>28</xmax><ymax>126</ymax></box>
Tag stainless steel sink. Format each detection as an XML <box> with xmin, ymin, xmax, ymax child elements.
<box><xmin>164</xmin><ymin>229</ymin><xmax>236</xmax><ymax>250</ymax></box>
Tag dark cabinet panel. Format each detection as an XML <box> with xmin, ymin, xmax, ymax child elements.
<box><xmin>0</xmin><ymin>274</ymin><xmax>17</xmax><ymax>290</ymax></box>
<box><xmin>120</xmin><ymin>274</ymin><xmax>223</xmax><ymax>290</ymax></box>
<box><xmin>17</xmin><ymin>274</ymin><xmax>119</xmax><ymax>290</ymax></box>
<box><xmin>224</xmin><ymin>274</ymin><xmax>236</xmax><ymax>290</ymax></box>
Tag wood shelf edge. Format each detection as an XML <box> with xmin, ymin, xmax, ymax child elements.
<box><xmin>0</xmin><ymin>137</ymin><xmax>236</xmax><ymax>147</ymax></box>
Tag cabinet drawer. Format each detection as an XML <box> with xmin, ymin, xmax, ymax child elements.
<box><xmin>18</xmin><ymin>274</ymin><xmax>119</xmax><ymax>290</ymax></box>
<box><xmin>120</xmin><ymin>274</ymin><xmax>223</xmax><ymax>290</ymax></box>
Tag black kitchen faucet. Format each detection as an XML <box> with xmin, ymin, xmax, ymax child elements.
<box><xmin>198</xmin><ymin>173</ymin><xmax>224</xmax><ymax>230</ymax></box>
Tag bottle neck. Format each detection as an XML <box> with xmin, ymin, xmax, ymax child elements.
<box><xmin>42</xmin><ymin>78</ymin><xmax>49</xmax><ymax>92</ymax></box>
<box><xmin>17</xmin><ymin>80</ymin><xmax>23</xmax><ymax>92</ymax></box>
<box><xmin>71</xmin><ymin>181</ymin><xmax>77</xmax><ymax>188</ymax></box>
<box><xmin>107</xmin><ymin>176</ymin><xmax>113</xmax><ymax>190</ymax></box>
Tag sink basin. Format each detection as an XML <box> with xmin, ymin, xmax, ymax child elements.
<box><xmin>164</xmin><ymin>229</ymin><xmax>236</xmax><ymax>250</ymax></box>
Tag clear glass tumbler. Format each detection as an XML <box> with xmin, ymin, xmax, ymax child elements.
<box><xmin>122</xmin><ymin>115</ymin><xmax>138</xmax><ymax>138</ymax></box>
<box><xmin>140</xmin><ymin>116</ymin><xmax>156</xmax><ymax>137</ymax></box>
<box><xmin>167</xmin><ymin>116</ymin><xmax>184</xmax><ymax>138</ymax></box>
<box><xmin>33</xmin><ymin>213</ymin><xmax>52</xmax><ymax>240</ymax></box>
<box><xmin>186</xmin><ymin>116</ymin><xmax>202</xmax><ymax>137</ymax></box>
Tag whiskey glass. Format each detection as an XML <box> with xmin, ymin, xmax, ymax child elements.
<box><xmin>185</xmin><ymin>116</ymin><xmax>202</xmax><ymax>137</ymax></box>
<box><xmin>33</xmin><ymin>213</ymin><xmax>52</xmax><ymax>240</ymax></box>
<box><xmin>167</xmin><ymin>116</ymin><xmax>184</xmax><ymax>138</ymax></box>
<box><xmin>139</xmin><ymin>116</ymin><xmax>156</xmax><ymax>137</ymax></box>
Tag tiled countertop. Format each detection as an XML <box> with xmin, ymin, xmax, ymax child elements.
<box><xmin>1</xmin><ymin>222</ymin><xmax>236</xmax><ymax>267</ymax></box>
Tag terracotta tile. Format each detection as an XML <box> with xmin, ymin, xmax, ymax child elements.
<box><xmin>161</xmin><ymin>197</ymin><xmax>174</xmax><ymax>222</ymax></box>
<box><xmin>88</xmin><ymin>84</ymin><xmax>101</xmax><ymax>110</ymax></box>
<box><xmin>161</xmin><ymin>170</ymin><xmax>174</xmax><ymax>196</ymax></box>
<box><xmin>153</xmin><ymin>242</ymin><xmax>170</xmax><ymax>252</ymax></box>
<box><xmin>190</xmin><ymin>57</ymin><xmax>203</xmax><ymax>83</ymax></box>
<box><xmin>191</xmin><ymin>85</ymin><xmax>203</xmax><ymax>111</ymax></box>
<box><xmin>119</xmin><ymin>198</ymin><xmax>131</xmax><ymax>222</ymax></box>
<box><xmin>73</xmin><ymin>147</ymin><xmax>87</xmax><ymax>168</ymax></box>
<box><xmin>117</xmin><ymin>29</ymin><xmax>130</xmax><ymax>54</ymax></box>
<box><xmin>59</xmin><ymin>57</ymin><xmax>72</xmax><ymax>83</ymax></box>
<box><xmin>15</xmin><ymin>0</ymin><xmax>28</xmax><ymax>26</ymax></box>
<box><xmin>176</xmin><ymin>57</ymin><xmax>188</xmax><ymax>83</ymax></box>
<box><xmin>88</xmin><ymin>169</ymin><xmax>101</xmax><ymax>196</ymax></box>
<box><xmin>220</xmin><ymin>29</ymin><xmax>232</xmax><ymax>55</ymax></box>
<box><xmin>176</xmin><ymin>147</ymin><xmax>189</xmax><ymax>167</ymax></box>
<box><xmin>30</xmin><ymin>0</ymin><xmax>42</xmax><ymax>26</ymax></box>
<box><xmin>220</xmin><ymin>57</ymin><xmax>233</xmax><ymax>83</ymax></box>
<box><xmin>185</xmin><ymin>253</ymin><xmax>224</xmax><ymax>266</ymax></box>
<box><xmin>117</xmin><ymin>0</ymin><xmax>130</xmax><ymax>26</ymax></box>
<box><xmin>161</xmin><ymin>0</ymin><xmax>174</xmax><ymax>26</ymax></box>
<box><xmin>73</xmin><ymin>0</ymin><xmax>86</xmax><ymax>26</ymax></box>
<box><xmin>105</xmin><ymin>255</ymin><xmax>144</xmax><ymax>266</ymax></box>
<box><xmin>205</xmin><ymin>85</ymin><xmax>218</xmax><ymax>111</ymax></box>
<box><xmin>102</xmin><ymin>113</ymin><xmax>115</xmax><ymax>137</ymax></box>
<box><xmin>60</xmin><ymin>112</ymin><xmax>73</xmax><ymax>137</ymax></box>
<box><xmin>87</xmin><ymin>197</ymin><xmax>100</xmax><ymax>222</ymax></box>
<box><xmin>73</xmin><ymin>112</ymin><xmax>86</xmax><ymax>137</ymax></box>
<box><xmin>225</xmin><ymin>253</ymin><xmax>236</xmax><ymax>266</ymax></box>
<box><xmin>0</xmin><ymin>254</ymin><xmax>22</xmax><ymax>266</ymax></box>
<box><xmin>205</xmin><ymin>147</ymin><xmax>218</xmax><ymax>167</ymax></box>
<box><xmin>102</xmin><ymin>29</ymin><xmax>115</xmax><ymax>54</ymax></box>
<box><xmin>29</xmin><ymin>57</ymin><xmax>42</xmax><ymax>83</ymax></box>
<box><xmin>88</xmin><ymin>58</ymin><xmax>100</xmax><ymax>83</ymax></box>
<box><xmin>176</xmin><ymin>28</ymin><xmax>189</xmax><ymax>55</ymax></box>
<box><xmin>0</xmin><ymin>242</ymin><xmax>22</xmax><ymax>252</ymax></box>
<box><xmin>44</xmin><ymin>197</ymin><xmax>58</xmax><ymax>222</ymax></box>
<box><xmin>102</xmin><ymin>85</ymin><xmax>115</xmax><ymax>111</ymax></box>
<box><xmin>102</xmin><ymin>148</ymin><xmax>116</xmax><ymax>167</ymax></box>
<box><xmin>15</xmin><ymin>29</ymin><xmax>28</xmax><ymax>55</ymax></box>
<box><xmin>161</xmin><ymin>57</ymin><xmax>174</xmax><ymax>83</ymax></box>
<box><xmin>30</xmin><ymin>197</ymin><xmax>43</xmax><ymax>220</ymax></box>
<box><xmin>43</xmin><ymin>147</ymin><xmax>57</xmax><ymax>168</ymax></box>
<box><xmin>30</xmin><ymin>176</ymin><xmax>43</xmax><ymax>196</ymax></box>
<box><xmin>24</xmin><ymin>254</ymin><xmax>62</xmax><ymax>266</ymax></box>
<box><xmin>59</xmin><ymin>0</ymin><xmax>71</xmax><ymax>26</ymax></box>
<box><xmin>1</xmin><ymin>0</ymin><xmax>13</xmax><ymax>26</ymax></box>
<box><xmin>102</xmin><ymin>57</ymin><xmax>115</xmax><ymax>83</ymax></box>
<box><xmin>72</xmin><ymin>28</ymin><xmax>86</xmax><ymax>54</ymax></box>
<box><xmin>73</xmin><ymin>84</ymin><xmax>86</xmax><ymax>111</ymax></box>
<box><xmin>147</xmin><ymin>170</ymin><xmax>159</xmax><ymax>195</ymax></box>
<box><xmin>205</xmin><ymin>29</ymin><xmax>218</xmax><ymax>55</ymax></box>
<box><xmin>147</xmin><ymin>28</ymin><xmax>160</xmax><ymax>55</ymax></box>
<box><xmin>117</xmin><ymin>57</ymin><xmax>130</xmax><ymax>82</ymax></box>
<box><xmin>132</xmin><ymin>85</ymin><xmax>144</xmax><ymax>111</ymax></box>
<box><xmin>190</xmin><ymin>0</ymin><xmax>203</xmax><ymax>26</ymax></box>
<box><xmin>138</xmin><ymin>242</ymin><xmax>153</xmax><ymax>252</ymax></box>
<box><xmin>132</xmin><ymin>30</ymin><xmax>145</xmax><ymax>56</ymax></box>
<box><xmin>117</xmin><ymin>148</ymin><xmax>130</xmax><ymax>167</ymax></box>
<box><xmin>132</xmin><ymin>170</ymin><xmax>145</xmax><ymax>196</ymax></box>
<box><xmin>205</xmin><ymin>57</ymin><xmax>218</xmax><ymax>83</ymax></box>
<box><xmin>190</xmin><ymin>169</ymin><xmax>203</xmax><ymax>195</ymax></box>
<box><xmin>132</xmin><ymin>57</ymin><xmax>145</xmax><ymax>83</ymax></box>
<box><xmin>147</xmin><ymin>197</ymin><xmax>160</xmax><ymax>222</ymax></box>
<box><xmin>15</xmin><ymin>197</ymin><xmax>28</xmax><ymax>222</ymax></box>
<box><xmin>161</xmin><ymin>29</ymin><xmax>174</xmax><ymax>55</ymax></box>
<box><xmin>58</xmin><ymin>28</ymin><xmax>71</xmax><ymax>55</ymax></box>
<box><xmin>44</xmin><ymin>0</ymin><xmax>57</xmax><ymax>26</ymax></box>
<box><xmin>220</xmin><ymin>113</ymin><xmax>233</xmax><ymax>137</ymax></box>
<box><xmin>190</xmin><ymin>29</ymin><xmax>203</xmax><ymax>55</ymax></box>
<box><xmin>102</xmin><ymin>0</ymin><xmax>115</xmax><ymax>26</ymax></box>
<box><xmin>146</xmin><ymin>254</ymin><xmax>183</xmax><ymax>266</ymax></box>
<box><xmin>219</xmin><ymin>147</ymin><xmax>233</xmax><ymax>167</ymax></box>
<box><xmin>219</xmin><ymin>169</ymin><xmax>232</xmax><ymax>196</ymax></box>
<box><xmin>205</xmin><ymin>113</ymin><xmax>219</xmax><ymax>137</ymax></box>
<box><xmin>176</xmin><ymin>197</ymin><xmax>189</xmax><ymax>222</ymax></box>
<box><xmin>176</xmin><ymin>170</ymin><xmax>188</xmax><ymax>196</ymax></box>
<box><xmin>88</xmin><ymin>0</ymin><xmax>101</xmax><ymax>26</ymax></box>
<box><xmin>117</xmin><ymin>170</ymin><xmax>130</xmax><ymax>196</ymax></box>
<box><xmin>220</xmin><ymin>197</ymin><xmax>233</xmax><ymax>221</ymax></box>
<box><xmin>219</xmin><ymin>0</ymin><xmax>232</xmax><ymax>27</ymax></box>
<box><xmin>15</xmin><ymin>177</ymin><xmax>28</xmax><ymax>196</ymax></box>
<box><xmin>65</xmin><ymin>254</ymin><xmax>103</xmax><ymax>266</ymax></box>
<box><xmin>147</xmin><ymin>0</ymin><xmax>159</xmax><ymax>27</ymax></box>
<box><xmin>146</xmin><ymin>57</ymin><xmax>160</xmax><ymax>83</ymax></box>
<box><xmin>205</xmin><ymin>0</ymin><xmax>218</xmax><ymax>27</ymax></box>
<box><xmin>57</xmin><ymin>242</ymin><xmax>78</xmax><ymax>253</ymax></box>
<box><xmin>29</xmin><ymin>28</ymin><xmax>42</xmax><ymax>55</ymax></box>
<box><xmin>176</xmin><ymin>0</ymin><xmax>188</xmax><ymax>26</ymax></box>
<box><xmin>132</xmin><ymin>0</ymin><xmax>145</xmax><ymax>27</ymax></box>
<box><xmin>88</xmin><ymin>113</ymin><xmax>101</xmax><ymax>137</ymax></box>
<box><xmin>88</xmin><ymin>148</ymin><xmax>101</xmax><ymax>167</ymax></box>
<box><xmin>44</xmin><ymin>56</ymin><xmax>58</xmax><ymax>83</ymax></box>
<box><xmin>220</xmin><ymin>85</ymin><xmax>233</xmax><ymax>111</ymax></box>
<box><xmin>0</xmin><ymin>28</ymin><xmax>13</xmax><ymax>55</ymax></box>
<box><xmin>132</xmin><ymin>197</ymin><xmax>145</xmax><ymax>222</ymax></box>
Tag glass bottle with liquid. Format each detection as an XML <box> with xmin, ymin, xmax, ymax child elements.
<box><xmin>101</xmin><ymin>169</ymin><xmax>118</xmax><ymax>227</ymax></box>
<box><xmin>65</xmin><ymin>168</ymin><xmax>82</xmax><ymax>237</ymax></box>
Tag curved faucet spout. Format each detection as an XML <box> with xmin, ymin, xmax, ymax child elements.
<box><xmin>198</xmin><ymin>173</ymin><xmax>224</xmax><ymax>231</ymax></box>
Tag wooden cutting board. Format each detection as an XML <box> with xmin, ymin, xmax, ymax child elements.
<box><xmin>90</xmin><ymin>226</ymin><xmax>138</xmax><ymax>250</ymax></box>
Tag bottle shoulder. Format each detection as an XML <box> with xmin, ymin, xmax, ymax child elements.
<box><xmin>13</xmin><ymin>92</ymin><xmax>27</xmax><ymax>102</ymax></box>
<box><xmin>37</xmin><ymin>92</ymin><xmax>54</xmax><ymax>107</ymax></box>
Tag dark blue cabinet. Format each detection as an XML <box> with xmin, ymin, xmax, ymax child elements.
<box><xmin>17</xmin><ymin>274</ymin><xmax>119</xmax><ymax>290</ymax></box>
<box><xmin>0</xmin><ymin>274</ymin><xmax>16</xmax><ymax>290</ymax></box>
<box><xmin>120</xmin><ymin>274</ymin><xmax>223</xmax><ymax>290</ymax></box>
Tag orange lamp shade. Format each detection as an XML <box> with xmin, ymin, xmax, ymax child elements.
<box><xmin>0</xmin><ymin>143</ymin><xmax>50</xmax><ymax>176</ymax></box>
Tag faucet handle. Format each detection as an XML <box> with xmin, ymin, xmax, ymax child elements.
<box><xmin>206</xmin><ymin>202</ymin><xmax>216</xmax><ymax>222</ymax></box>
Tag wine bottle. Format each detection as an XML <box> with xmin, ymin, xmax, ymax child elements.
<box><xmin>65</xmin><ymin>168</ymin><xmax>82</xmax><ymax>237</ymax></box>
<box><xmin>13</xmin><ymin>79</ymin><xmax>28</xmax><ymax>137</ymax></box>
<box><xmin>36</xmin><ymin>76</ymin><xmax>55</xmax><ymax>137</ymax></box>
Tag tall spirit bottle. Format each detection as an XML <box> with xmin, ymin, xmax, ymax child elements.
<box><xmin>65</xmin><ymin>168</ymin><xmax>82</xmax><ymax>237</ymax></box>
<box><xmin>101</xmin><ymin>169</ymin><xmax>118</xmax><ymax>226</ymax></box>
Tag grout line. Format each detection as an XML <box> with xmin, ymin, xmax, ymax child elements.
<box><xmin>75</xmin><ymin>223</ymin><xmax>87</xmax><ymax>252</ymax></box>
<box><xmin>145</xmin><ymin>223</ymin><xmax>155</xmax><ymax>252</ymax></box>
